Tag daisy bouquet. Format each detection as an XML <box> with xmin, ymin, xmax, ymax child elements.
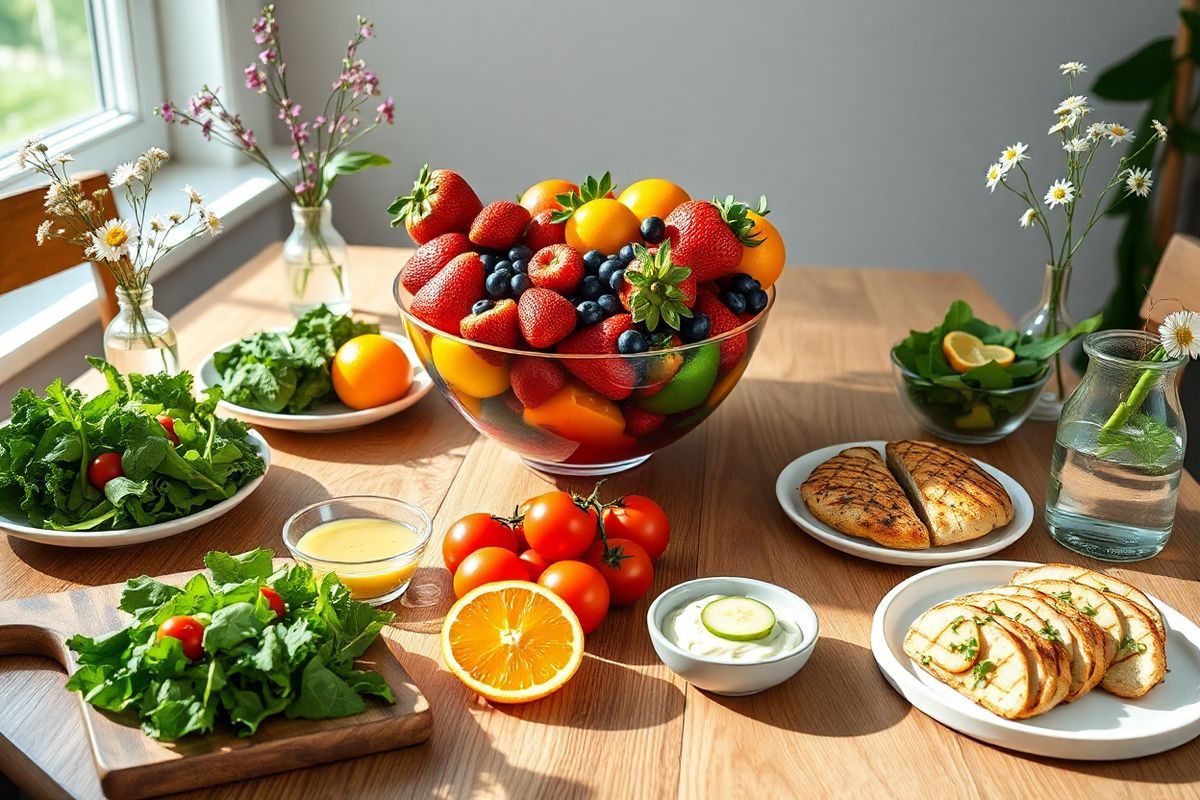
<box><xmin>1102</xmin><ymin>308</ymin><xmax>1200</xmax><ymax>434</ymax></box>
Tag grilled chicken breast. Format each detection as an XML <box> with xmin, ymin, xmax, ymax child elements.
<box><xmin>800</xmin><ymin>447</ymin><xmax>931</xmax><ymax>549</ymax></box>
<box><xmin>885</xmin><ymin>440</ymin><xmax>1013</xmax><ymax>546</ymax></box>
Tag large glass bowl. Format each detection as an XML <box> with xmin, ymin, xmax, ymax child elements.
<box><xmin>396</xmin><ymin>279</ymin><xmax>773</xmax><ymax>475</ymax></box>
<box><xmin>889</xmin><ymin>346</ymin><xmax>1052</xmax><ymax>444</ymax></box>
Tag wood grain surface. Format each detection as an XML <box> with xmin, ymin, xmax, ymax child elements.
<box><xmin>2</xmin><ymin>246</ymin><xmax>1198</xmax><ymax>799</ymax></box>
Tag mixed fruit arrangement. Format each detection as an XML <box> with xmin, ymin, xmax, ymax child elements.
<box><xmin>389</xmin><ymin>168</ymin><xmax>785</xmax><ymax>465</ymax></box>
<box><xmin>440</xmin><ymin>482</ymin><xmax>669</xmax><ymax>703</ymax></box>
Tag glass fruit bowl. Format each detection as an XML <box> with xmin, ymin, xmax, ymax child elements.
<box><xmin>889</xmin><ymin>346</ymin><xmax>1052</xmax><ymax>444</ymax></box>
<box><xmin>396</xmin><ymin>281</ymin><xmax>773</xmax><ymax>475</ymax></box>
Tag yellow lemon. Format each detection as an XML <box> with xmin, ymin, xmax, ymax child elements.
<box><xmin>431</xmin><ymin>337</ymin><xmax>509</xmax><ymax>398</ymax></box>
<box><xmin>941</xmin><ymin>331</ymin><xmax>1015</xmax><ymax>373</ymax></box>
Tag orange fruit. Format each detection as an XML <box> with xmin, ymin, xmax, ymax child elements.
<box><xmin>331</xmin><ymin>334</ymin><xmax>412</xmax><ymax>409</ymax></box>
<box><xmin>736</xmin><ymin>211</ymin><xmax>786</xmax><ymax>288</ymax></box>
<box><xmin>442</xmin><ymin>580</ymin><xmax>584</xmax><ymax>704</ymax></box>
<box><xmin>617</xmin><ymin>178</ymin><xmax>690</xmax><ymax>221</ymax></box>
<box><xmin>941</xmin><ymin>331</ymin><xmax>1015</xmax><ymax>373</ymax></box>
<box><xmin>519</xmin><ymin>179</ymin><xmax>576</xmax><ymax>217</ymax></box>
<box><xmin>564</xmin><ymin>199</ymin><xmax>641</xmax><ymax>255</ymax></box>
<box><xmin>523</xmin><ymin>383</ymin><xmax>632</xmax><ymax>449</ymax></box>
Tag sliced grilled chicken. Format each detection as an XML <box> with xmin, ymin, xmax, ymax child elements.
<box><xmin>1019</xmin><ymin>579</ymin><xmax>1122</xmax><ymax>669</ymax></box>
<box><xmin>1100</xmin><ymin>594</ymin><xmax>1167</xmax><ymax>699</ymax></box>
<box><xmin>884</xmin><ymin>440</ymin><xmax>1013</xmax><ymax>545</ymax></box>
<box><xmin>1011</xmin><ymin>564</ymin><xmax>1165</xmax><ymax>640</ymax></box>
<box><xmin>967</xmin><ymin>604</ymin><xmax>1070</xmax><ymax>716</ymax></box>
<box><xmin>800</xmin><ymin>447</ymin><xmax>931</xmax><ymax>549</ymax></box>
<box><xmin>960</xmin><ymin>593</ymin><xmax>1075</xmax><ymax>706</ymax></box>
<box><xmin>903</xmin><ymin>602</ymin><xmax>982</xmax><ymax>673</ymax></box>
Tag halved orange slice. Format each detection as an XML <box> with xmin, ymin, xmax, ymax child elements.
<box><xmin>441</xmin><ymin>580</ymin><xmax>584</xmax><ymax>704</ymax></box>
<box><xmin>942</xmin><ymin>331</ymin><xmax>1015</xmax><ymax>373</ymax></box>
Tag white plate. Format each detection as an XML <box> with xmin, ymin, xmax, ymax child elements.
<box><xmin>0</xmin><ymin>430</ymin><xmax>270</xmax><ymax>548</ymax></box>
<box><xmin>774</xmin><ymin>440</ymin><xmax>1033</xmax><ymax>566</ymax></box>
<box><xmin>196</xmin><ymin>330</ymin><xmax>432</xmax><ymax>432</ymax></box>
<box><xmin>872</xmin><ymin>560</ymin><xmax>1200</xmax><ymax>760</ymax></box>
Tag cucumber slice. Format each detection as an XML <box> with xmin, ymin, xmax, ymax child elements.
<box><xmin>701</xmin><ymin>596</ymin><xmax>776</xmax><ymax>642</ymax></box>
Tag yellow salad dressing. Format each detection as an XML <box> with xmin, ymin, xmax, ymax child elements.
<box><xmin>297</xmin><ymin>518</ymin><xmax>421</xmax><ymax>599</ymax></box>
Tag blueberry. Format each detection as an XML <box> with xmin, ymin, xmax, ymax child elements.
<box><xmin>508</xmin><ymin>245</ymin><xmax>532</xmax><ymax>262</ymax></box>
<box><xmin>618</xmin><ymin>244</ymin><xmax>636</xmax><ymax>264</ymax></box>
<box><xmin>609</xmin><ymin>268</ymin><xmax>626</xmax><ymax>291</ymax></box>
<box><xmin>606</xmin><ymin>254</ymin><xmax>620</xmax><ymax>264</ymax></box>
<box><xmin>510</xmin><ymin>273</ymin><xmax>532</xmax><ymax>297</ymax></box>
<box><xmin>583</xmin><ymin>249</ymin><xmax>606</xmax><ymax>272</ymax></box>
<box><xmin>598</xmin><ymin>259</ymin><xmax>623</xmax><ymax>283</ymax></box>
<box><xmin>617</xmin><ymin>329</ymin><xmax>649</xmax><ymax>354</ymax></box>
<box><xmin>680</xmin><ymin>313</ymin><xmax>711</xmax><ymax>343</ymax></box>
<box><xmin>480</xmin><ymin>253</ymin><xmax>498</xmax><ymax>272</ymax></box>
<box><xmin>597</xmin><ymin>294</ymin><xmax>621</xmax><ymax>315</ymax></box>
<box><xmin>492</xmin><ymin>267</ymin><xmax>512</xmax><ymax>283</ymax></box>
<box><xmin>471</xmin><ymin>299</ymin><xmax>494</xmax><ymax>315</ymax></box>
<box><xmin>579</xmin><ymin>275</ymin><xmax>604</xmax><ymax>300</ymax></box>
<box><xmin>721</xmin><ymin>291</ymin><xmax>747</xmax><ymax>315</ymax></box>
<box><xmin>510</xmin><ymin>258</ymin><xmax>527</xmax><ymax>274</ymax></box>
<box><xmin>485</xmin><ymin>272</ymin><xmax>510</xmax><ymax>298</ymax></box>
<box><xmin>640</xmin><ymin>216</ymin><xmax>665</xmax><ymax>244</ymax></box>
<box><xmin>745</xmin><ymin>288</ymin><xmax>768</xmax><ymax>314</ymax></box>
<box><xmin>729</xmin><ymin>273</ymin><xmax>760</xmax><ymax>295</ymax></box>
<box><xmin>576</xmin><ymin>300</ymin><xmax>603</xmax><ymax>327</ymax></box>
<box><xmin>494</xmin><ymin>259</ymin><xmax>512</xmax><ymax>276</ymax></box>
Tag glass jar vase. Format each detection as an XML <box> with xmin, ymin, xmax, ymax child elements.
<box><xmin>1017</xmin><ymin>262</ymin><xmax>1075</xmax><ymax>421</ymax></box>
<box><xmin>283</xmin><ymin>201</ymin><xmax>350</xmax><ymax>316</ymax></box>
<box><xmin>1045</xmin><ymin>330</ymin><xmax>1187</xmax><ymax>561</ymax></box>
<box><xmin>103</xmin><ymin>284</ymin><xmax>180</xmax><ymax>375</ymax></box>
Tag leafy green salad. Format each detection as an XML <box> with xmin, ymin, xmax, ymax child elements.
<box><xmin>213</xmin><ymin>305</ymin><xmax>378</xmax><ymax>413</ymax></box>
<box><xmin>66</xmin><ymin>549</ymin><xmax>395</xmax><ymax>741</ymax></box>
<box><xmin>0</xmin><ymin>359</ymin><xmax>265</xmax><ymax>531</ymax></box>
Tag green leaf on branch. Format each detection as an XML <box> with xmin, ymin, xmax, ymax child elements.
<box><xmin>1015</xmin><ymin>314</ymin><xmax>1103</xmax><ymax>361</ymax></box>
<box><xmin>1093</xmin><ymin>38</ymin><xmax>1175</xmax><ymax>100</ymax></box>
<box><xmin>321</xmin><ymin>151</ymin><xmax>391</xmax><ymax>193</ymax></box>
<box><xmin>1096</xmin><ymin>414</ymin><xmax>1178</xmax><ymax>464</ymax></box>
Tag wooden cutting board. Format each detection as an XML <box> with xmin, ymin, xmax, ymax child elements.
<box><xmin>0</xmin><ymin>567</ymin><xmax>432</xmax><ymax>799</ymax></box>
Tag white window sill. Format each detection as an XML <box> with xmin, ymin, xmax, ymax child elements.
<box><xmin>0</xmin><ymin>150</ymin><xmax>295</xmax><ymax>380</ymax></box>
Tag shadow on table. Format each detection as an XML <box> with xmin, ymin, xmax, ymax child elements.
<box><xmin>706</xmin><ymin>638</ymin><xmax>908</xmax><ymax>737</ymax></box>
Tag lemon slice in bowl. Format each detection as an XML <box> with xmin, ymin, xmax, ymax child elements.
<box><xmin>942</xmin><ymin>331</ymin><xmax>1015</xmax><ymax>373</ymax></box>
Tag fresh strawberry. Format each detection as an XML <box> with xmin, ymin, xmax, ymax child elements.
<box><xmin>518</xmin><ymin>288</ymin><xmax>576</xmax><ymax>348</ymax></box>
<box><xmin>618</xmin><ymin>242</ymin><xmax>698</xmax><ymax>332</ymax></box>
<box><xmin>460</xmin><ymin>298</ymin><xmax>519</xmax><ymax>349</ymax></box>
<box><xmin>469</xmin><ymin>201</ymin><xmax>531</xmax><ymax>250</ymax></box>
<box><xmin>622</xmin><ymin>405</ymin><xmax>664</xmax><ymax>436</ymax></box>
<box><xmin>528</xmin><ymin>244</ymin><xmax>585</xmax><ymax>293</ymax></box>
<box><xmin>556</xmin><ymin>314</ymin><xmax>637</xmax><ymax>400</ymax></box>
<box><xmin>409</xmin><ymin>252</ymin><xmax>486</xmax><ymax>334</ymax></box>
<box><xmin>695</xmin><ymin>289</ymin><xmax>748</xmax><ymax>371</ymax></box>
<box><xmin>388</xmin><ymin>165</ymin><xmax>482</xmax><ymax>245</ymax></box>
<box><xmin>398</xmin><ymin>232</ymin><xmax>473</xmax><ymax>294</ymax></box>
<box><xmin>523</xmin><ymin>209</ymin><xmax>567</xmax><ymax>250</ymax></box>
<box><xmin>665</xmin><ymin>196</ymin><xmax>768</xmax><ymax>281</ymax></box>
<box><xmin>510</xmin><ymin>357</ymin><xmax>567</xmax><ymax>408</ymax></box>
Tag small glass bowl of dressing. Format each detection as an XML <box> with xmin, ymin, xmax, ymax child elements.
<box><xmin>283</xmin><ymin>496</ymin><xmax>432</xmax><ymax>606</ymax></box>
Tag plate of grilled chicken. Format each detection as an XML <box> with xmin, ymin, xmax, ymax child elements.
<box><xmin>872</xmin><ymin>561</ymin><xmax>1200</xmax><ymax>759</ymax></box>
<box><xmin>775</xmin><ymin>440</ymin><xmax>1033</xmax><ymax>565</ymax></box>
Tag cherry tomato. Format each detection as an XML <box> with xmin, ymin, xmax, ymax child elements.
<box><xmin>538</xmin><ymin>561</ymin><xmax>610</xmax><ymax>634</ymax></box>
<box><xmin>87</xmin><ymin>452</ymin><xmax>124</xmax><ymax>490</ymax></box>
<box><xmin>260</xmin><ymin>586</ymin><xmax>286</xmax><ymax>619</ymax></box>
<box><xmin>518</xmin><ymin>549</ymin><xmax>551</xmax><ymax>581</ymax></box>
<box><xmin>157</xmin><ymin>615</ymin><xmax>206</xmax><ymax>660</ymax></box>
<box><xmin>601</xmin><ymin>496</ymin><xmax>670</xmax><ymax>561</ymax></box>
<box><xmin>584</xmin><ymin>538</ymin><xmax>654</xmax><ymax>606</ymax></box>
<box><xmin>442</xmin><ymin>513</ymin><xmax>519</xmax><ymax>573</ymax></box>
<box><xmin>157</xmin><ymin>415</ymin><xmax>180</xmax><ymax>446</ymax></box>
<box><xmin>453</xmin><ymin>546</ymin><xmax>529</xmax><ymax>598</ymax></box>
<box><xmin>524</xmin><ymin>491</ymin><xmax>598</xmax><ymax>561</ymax></box>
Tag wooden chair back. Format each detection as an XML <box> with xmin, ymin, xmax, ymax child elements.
<box><xmin>0</xmin><ymin>170</ymin><xmax>120</xmax><ymax>325</ymax></box>
<box><xmin>1140</xmin><ymin>234</ymin><xmax>1200</xmax><ymax>327</ymax></box>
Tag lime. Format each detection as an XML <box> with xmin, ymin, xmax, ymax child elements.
<box><xmin>638</xmin><ymin>343</ymin><xmax>719</xmax><ymax>415</ymax></box>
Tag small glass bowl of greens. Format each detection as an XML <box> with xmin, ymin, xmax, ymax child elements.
<box><xmin>889</xmin><ymin>300</ymin><xmax>1100</xmax><ymax>444</ymax></box>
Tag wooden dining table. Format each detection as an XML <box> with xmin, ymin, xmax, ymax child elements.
<box><xmin>1</xmin><ymin>244</ymin><xmax>1198</xmax><ymax>799</ymax></box>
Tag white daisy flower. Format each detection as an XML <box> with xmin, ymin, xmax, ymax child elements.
<box><xmin>1048</xmin><ymin>115</ymin><xmax>1074</xmax><ymax>135</ymax></box>
<box><xmin>110</xmin><ymin>161</ymin><xmax>144</xmax><ymax>188</ymax></box>
<box><xmin>182</xmin><ymin>184</ymin><xmax>204</xmax><ymax>205</ymax></box>
<box><xmin>1059</xmin><ymin>61</ymin><xmax>1087</xmax><ymax>76</ymax></box>
<box><xmin>16</xmin><ymin>136</ymin><xmax>40</xmax><ymax>169</ymax></box>
<box><xmin>1044</xmin><ymin>179</ymin><xmax>1075</xmax><ymax>208</ymax></box>
<box><xmin>141</xmin><ymin>147</ymin><xmax>169</xmax><ymax>168</ymax></box>
<box><xmin>1159</xmin><ymin>310</ymin><xmax>1200</xmax><ymax>359</ymax></box>
<box><xmin>1063</xmin><ymin>137</ymin><xmax>1089</xmax><ymax>153</ymax></box>
<box><xmin>1054</xmin><ymin>95</ymin><xmax>1090</xmax><ymax>118</ymax></box>
<box><xmin>55</xmin><ymin>154</ymin><xmax>74</xmax><ymax>164</ymax></box>
<box><xmin>1105</xmin><ymin>123</ymin><xmax>1134</xmax><ymax>145</ymax></box>
<box><xmin>1019</xmin><ymin>209</ymin><xmax>1038</xmax><ymax>228</ymax></box>
<box><xmin>148</xmin><ymin>216</ymin><xmax>165</xmax><ymax>233</ymax></box>
<box><xmin>1124</xmin><ymin>167</ymin><xmax>1153</xmax><ymax>198</ymax></box>
<box><xmin>168</xmin><ymin>212</ymin><xmax>183</xmax><ymax>224</ymax></box>
<box><xmin>999</xmin><ymin>142</ymin><xmax>1028</xmax><ymax>172</ymax></box>
<box><xmin>199</xmin><ymin>207</ymin><xmax>222</xmax><ymax>236</ymax></box>
<box><xmin>985</xmin><ymin>163</ymin><xmax>1005</xmax><ymax>192</ymax></box>
<box><xmin>1152</xmin><ymin>119</ymin><xmax>1168</xmax><ymax>143</ymax></box>
<box><xmin>35</xmin><ymin>220</ymin><xmax>52</xmax><ymax>246</ymax></box>
<box><xmin>1086</xmin><ymin>122</ymin><xmax>1108</xmax><ymax>140</ymax></box>
<box><xmin>89</xmin><ymin>218</ymin><xmax>138</xmax><ymax>261</ymax></box>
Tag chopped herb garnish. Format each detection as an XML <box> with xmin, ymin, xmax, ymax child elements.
<box><xmin>1014</xmin><ymin>612</ymin><xmax>1022</xmax><ymax>621</ymax></box>
<box><xmin>1053</xmin><ymin>590</ymin><xmax>1073</xmax><ymax>604</ymax></box>
<box><xmin>972</xmin><ymin>660</ymin><xmax>997</xmax><ymax>689</ymax></box>
<box><xmin>1039</xmin><ymin>624</ymin><xmax>1061</xmax><ymax>642</ymax></box>
<box><xmin>987</xmin><ymin>602</ymin><xmax>1005</xmax><ymax>616</ymax></box>
<box><xmin>921</xmin><ymin>654</ymin><xmax>932</xmax><ymax>666</ymax></box>
<box><xmin>950</xmin><ymin>616</ymin><xmax>966</xmax><ymax>633</ymax></box>
<box><xmin>1118</xmin><ymin>635</ymin><xmax>1147</xmax><ymax>657</ymax></box>
<box><xmin>949</xmin><ymin>637</ymin><xmax>979</xmax><ymax>660</ymax></box>
<box><xmin>1083</xmin><ymin>605</ymin><xmax>1099</xmax><ymax>617</ymax></box>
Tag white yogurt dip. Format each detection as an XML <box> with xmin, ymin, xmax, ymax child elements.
<box><xmin>662</xmin><ymin>594</ymin><xmax>802</xmax><ymax>660</ymax></box>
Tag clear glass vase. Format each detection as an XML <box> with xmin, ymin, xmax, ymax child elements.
<box><xmin>1017</xmin><ymin>262</ymin><xmax>1075</xmax><ymax>421</ymax></box>
<box><xmin>1045</xmin><ymin>330</ymin><xmax>1187</xmax><ymax>561</ymax></box>
<box><xmin>103</xmin><ymin>284</ymin><xmax>180</xmax><ymax>375</ymax></box>
<box><xmin>283</xmin><ymin>201</ymin><xmax>350</xmax><ymax>316</ymax></box>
